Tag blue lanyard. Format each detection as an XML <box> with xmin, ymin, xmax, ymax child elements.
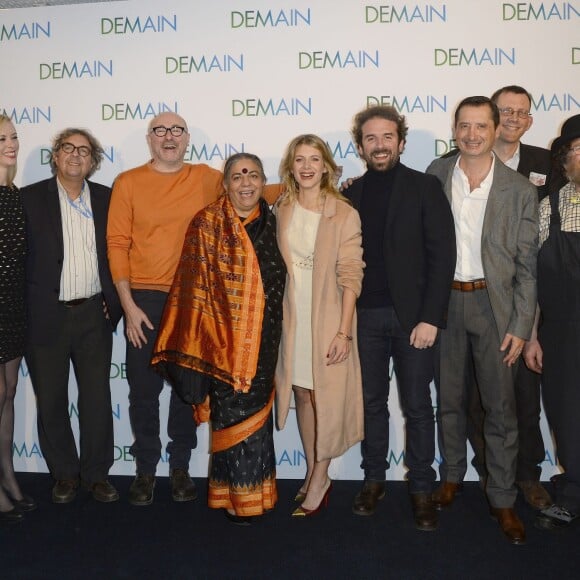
<box><xmin>67</xmin><ymin>182</ymin><xmax>93</xmax><ymax>219</ymax></box>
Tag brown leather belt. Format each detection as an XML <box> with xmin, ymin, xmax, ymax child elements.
<box><xmin>452</xmin><ymin>279</ymin><xmax>487</xmax><ymax>292</ymax></box>
<box><xmin>59</xmin><ymin>294</ymin><xmax>99</xmax><ymax>307</ymax></box>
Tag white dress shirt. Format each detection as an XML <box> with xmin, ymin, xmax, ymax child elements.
<box><xmin>503</xmin><ymin>143</ymin><xmax>520</xmax><ymax>171</ymax></box>
<box><xmin>451</xmin><ymin>155</ymin><xmax>496</xmax><ymax>281</ymax></box>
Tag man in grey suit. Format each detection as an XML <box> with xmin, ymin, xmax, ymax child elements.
<box><xmin>427</xmin><ymin>96</ymin><xmax>538</xmax><ymax>545</ymax></box>
<box><xmin>467</xmin><ymin>85</ymin><xmax>555</xmax><ymax>510</ymax></box>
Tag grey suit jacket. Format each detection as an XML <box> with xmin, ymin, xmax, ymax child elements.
<box><xmin>426</xmin><ymin>155</ymin><xmax>538</xmax><ymax>340</ymax></box>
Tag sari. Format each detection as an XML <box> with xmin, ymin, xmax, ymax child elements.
<box><xmin>152</xmin><ymin>195</ymin><xmax>285</xmax><ymax>516</ymax></box>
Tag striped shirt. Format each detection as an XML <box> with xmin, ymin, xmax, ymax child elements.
<box><xmin>57</xmin><ymin>178</ymin><xmax>101</xmax><ymax>301</ymax></box>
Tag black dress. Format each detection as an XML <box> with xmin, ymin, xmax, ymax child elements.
<box><xmin>0</xmin><ymin>185</ymin><xmax>26</xmax><ymax>363</ymax></box>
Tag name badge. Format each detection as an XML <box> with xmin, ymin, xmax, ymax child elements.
<box><xmin>529</xmin><ymin>172</ymin><xmax>546</xmax><ymax>187</ymax></box>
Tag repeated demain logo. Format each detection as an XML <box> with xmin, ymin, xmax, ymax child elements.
<box><xmin>100</xmin><ymin>14</ymin><xmax>177</xmax><ymax>34</ymax></box>
<box><xmin>1</xmin><ymin>105</ymin><xmax>51</xmax><ymax>124</ymax></box>
<box><xmin>388</xmin><ymin>449</ymin><xmax>406</xmax><ymax>468</ymax></box>
<box><xmin>69</xmin><ymin>402</ymin><xmax>121</xmax><ymax>420</ymax></box>
<box><xmin>12</xmin><ymin>441</ymin><xmax>44</xmax><ymax>460</ymax></box>
<box><xmin>277</xmin><ymin>448</ymin><xmax>306</xmax><ymax>467</ymax></box>
<box><xmin>0</xmin><ymin>20</ymin><xmax>50</xmax><ymax>41</ymax></box>
<box><xmin>364</xmin><ymin>3</ymin><xmax>447</xmax><ymax>23</ymax></box>
<box><xmin>40</xmin><ymin>145</ymin><xmax>115</xmax><ymax>167</ymax></box>
<box><xmin>232</xmin><ymin>97</ymin><xmax>312</xmax><ymax>117</ymax></box>
<box><xmin>502</xmin><ymin>2</ymin><xmax>579</xmax><ymax>20</ymax></box>
<box><xmin>434</xmin><ymin>47</ymin><xmax>515</xmax><ymax>66</ymax></box>
<box><xmin>110</xmin><ymin>360</ymin><xmax>126</xmax><ymax>380</ymax></box>
<box><xmin>19</xmin><ymin>360</ymin><xmax>29</xmax><ymax>377</ymax></box>
<box><xmin>367</xmin><ymin>94</ymin><xmax>447</xmax><ymax>113</ymax></box>
<box><xmin>532</xmin><ymin>92</ymin><xmax>580</xmax><ymax>111</ymax></box>
<box><xmin>299</xmin><ymin>50</ymin><xmax>379</xmax><ymax>69</ymax></box>
<box><xmin>101</xmin><ymin>101</ymin><xmax>179</xmax><ymax>121</ymax></box>
<box><xmin>231</xmin><ymin>8</ymin><xmax>311</xmax><ymax>28</ymax></box>
<box><xmin>326</xmin><ymin>139</ymin><xmax>359</xmax><ymax>160</ymax></box>
<box><xmin>39</xmin><ymin>59</ymin><xmax>113</xmax><ymax>80</ymax></box>
<box><xmin>185</xmin><ymin>142</ymin><xmax>245</xmax><ymax>162</ymax></box>
<box><xmin>434</xmin><ymin>138</ymin><xmax>458</xmax><ymax>157</ymax></box>
<box><xmin>166</xmin><ymin>54</ymin><xmax>243</xmax><ymax>74</ymax></box>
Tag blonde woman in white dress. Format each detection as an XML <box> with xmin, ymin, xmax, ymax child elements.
<box><xmin>275</xmin><ymin>134</ymin><xmax>364</xmax><ymax>516</ymax></box>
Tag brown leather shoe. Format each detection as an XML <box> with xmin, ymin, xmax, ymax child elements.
<box><xmin>517</xmin><ymin>480</ymin><xmax>552</xmax><ymax>510</ymax></box>
<box><xmin>432</xmin><ymin>481</ymin><xmax>462</xmax><ymax>510</ymax></box>
<box><xmin>411</xmin><ymin>493</ymin><xmax>438</xmax><ymax>531</ymax></box>
<box><xmin>52</xmin><ymin>479</ymin><xmax>79</xmax><ymax>504</ymax></box>
<box><xmin>490</xmin><ymin>507</ymin><xmax>526</xmax><ymax>545</ymax></box>
<box><xmin>170</xmin><ymin>469</ymin><xmax>197</xmax><ymax>502</ymax></box>
<box><xmin>84</xmin><ymin>480</ymin><xmax>119</xmax><ymax>503</ymax></box>
<box><xmin>352</xmin><ymin>481</ymin><xmax>385</xmax><ymax>516</ymax></box>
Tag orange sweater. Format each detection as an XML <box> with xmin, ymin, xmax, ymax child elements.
<box><xmin>107</xmin><ymin>162</ymin><xmax>282</xmax><ymax>292</ymax></box>
<box><xmin>107</xmin><ymin>162</ymin><xmax>224</xmax><ymax>291</ymax></box>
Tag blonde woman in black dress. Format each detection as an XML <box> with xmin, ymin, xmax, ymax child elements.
<box><xmin>0</xmin><ymin>114</ymin><xmax>35</xmax><ymax>523</ymax></box>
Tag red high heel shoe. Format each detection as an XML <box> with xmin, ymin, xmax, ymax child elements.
<box><xmin>291</xmin><ymin>481</ymin><xmax>332</xmax><ymax>517</ymax></box>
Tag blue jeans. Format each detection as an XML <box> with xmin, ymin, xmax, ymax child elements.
<box><xmin>357</xmin><ymin>306</ymin><xmax>436</xmax><ymax>493</ymax></box>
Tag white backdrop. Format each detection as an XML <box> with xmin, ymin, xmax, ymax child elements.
<box><xmin>2</xmin><ymin>0</ymin><xmax>578</xmax><ymax>480</ymax></box>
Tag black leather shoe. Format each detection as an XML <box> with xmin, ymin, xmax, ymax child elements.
<box><xmin>411</xmin><ymin>493</ymin><xmax>438</xmax><ymax>531</ymax></box>
<box><xmin>4</xmin><ymin>491</ymin><xmax>37</xmax><ymax>512</ymax></box>
<box><xmin>224</xmin><ymin>509</ymin><xmax>251</xmax><ymax>526</ymax></box>
<box><xmin>128</xmin><ymin>474</ymin><xmax>155</xmax><ymax>506</ymax></box>
<box><xmin>170</xmin><ymin>469</ymin><xmax>197</xmax><ymax>502</ymax></box>
<box><xmin>352</xmin><ymin>481</ymin><xmax>385</xmax><ymax>516</ymax></box>
<box><xmin>83</xmin><ymin>480</ymin><xmax>119</xmax><ymax>503</ymax></box>
<box><xmin>535</xmin><ymin>504</ymin><xmax>579</xmax><ymax>532</ymax></box>
<box><xmin>0</xmin><ymin>507</ymin><xmax>24</xmax><ymax>524</ymax></box>
<box><xmin>52</xmin><ymin>479</ymin><xmax>79</xmax><ymax>504</ymax></box>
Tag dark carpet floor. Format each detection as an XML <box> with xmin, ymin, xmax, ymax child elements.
<box><xmin>1</xmin><ymin>474</ymin><xmax>579</xmax><ymax>579</ymax></box>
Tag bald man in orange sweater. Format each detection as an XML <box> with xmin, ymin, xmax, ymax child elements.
<box><xmin>108</xmin><ymin>112</ymin><xmax>279</xmax><ymax>505</ymax></box>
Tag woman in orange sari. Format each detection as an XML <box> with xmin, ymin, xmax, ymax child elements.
<box><xmin>151</xmin><ymin>153</ymin><xmax>285</xmax><ymax>524</ymax></box>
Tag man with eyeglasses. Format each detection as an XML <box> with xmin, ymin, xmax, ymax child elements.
<box><xmin>492</xmin><ymin>85</ymin><xmax>561</xmax><ymax>200</ymax></box>
<box><xmin>107</xmin><ymin>112</ymin><xmax>280</xmax><ymax>506</ymax></box>
<box><xmin>524</xmin><ymin>114</ymin><xmax>580</xmax><ymax>532</ymax></box>
<box><xmin>21</xmin><ymin>128</ymin><xmax>122</xmax><ymax>504</ymax></box>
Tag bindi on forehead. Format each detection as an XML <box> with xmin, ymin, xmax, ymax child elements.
<box><xmin>242</xmin><ymin>167</ymin><xmax>248</xmax><ymax>174</ymax></box>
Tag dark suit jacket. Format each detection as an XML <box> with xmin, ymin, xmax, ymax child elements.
<box><xmin>343</xmin><ymin>163</ymin><xmax>456</xmax><ymax>333</ymax></box>
<box><xmin>20</xmin><ymin>177</ymin><xmax>122</xmax><ymax>346</ymax></box>
<box><xmin>518</xmin><ymin>143</ymin><xmax>552</xmax><ymax>200</ymax></box>
<box><xmin>427</xmin><ymin>156</ymin><xmax>538</xmax><ymax>340</ymax></box>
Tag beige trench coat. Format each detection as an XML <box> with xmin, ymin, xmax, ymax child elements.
<box><xmin>275</xmin><ymin>195</ymin><xmax>365</xmax><ymax>460</ymax></box>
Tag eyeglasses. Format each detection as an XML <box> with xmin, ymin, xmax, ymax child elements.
<box><xmin>498</xmin><ymin>107</ymin><xmax>532</xmax><ymax>119</ymax></box>
<box><xmin>60</xmin><ymin>142</ymin><xmax>91</xmax><ymax>157</ymax></box>
<box><xmin>568</xmin><ymin>144</ymin><xmax>580</xmax><ymax>157</ymax></box>
<box><xmin>150</xmin><ymin>125</ymin><xmax>187</xmax><ymax>137</ymax></box>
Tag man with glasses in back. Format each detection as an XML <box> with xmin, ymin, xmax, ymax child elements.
<box><xmin>21</xmin><ymin>128</ymin><xmax>122</xmax><ymax>504</ymax></box>
<box><xmin>108</xmin><ymin>112</ymin><xmax>281</xmax><ymax>506</ymax></box>
<box><xmin>491</xmin><ymin>85</ymin><xmax>560</xmax><ymax>199</ymax></box>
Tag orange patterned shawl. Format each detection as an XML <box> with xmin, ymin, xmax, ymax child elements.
<box><xmin>151</xmin><ymin>195</ymin><xmax>264</xmax><ymax>393</ymax></box>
